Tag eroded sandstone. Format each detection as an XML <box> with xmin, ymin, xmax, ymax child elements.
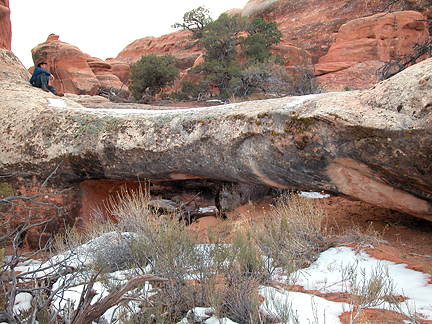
<box><xmin>0</xmin><ymin>0</ymin><xmax>10</xmax><ymax>50</ymax></box>
<box><xmin>1</xmin><ymin>49</ymin><xmax>431</xmax><ymax>220</ymax></box>
<box><xmin>316</xmin><ymin>11</ymin><xmax>430</xmax><ymax>75</ymax></box>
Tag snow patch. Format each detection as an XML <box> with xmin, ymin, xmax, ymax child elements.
<box><xmin>299</xmin><ymin>191</ymin><xmax>330</xmax><ymax>199</ymax></box>
<box><xmin>47</xmin><ymin>98</ymin><xmax>67</xmax><ymax>108</ymax></box>
<box><xmin>13</xmin><ymin>292</ymin><xmax>33</xmax><ymax>314</ymax></box>
<box><xmin>295</xmin><ymin>246</ymin><xmax>432</xmax><ymax>320</ymax></box>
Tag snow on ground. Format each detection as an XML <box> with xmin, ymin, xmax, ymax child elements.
<box><xmin>7</xmin><ymin>193</ymin><xmax>432</xmax><ymax>322</ymax></box>
<box><xmin>293</xmin><ymin>246</ymin><xmax>432</xmax><ymax>321</ymax></box>
<box><xmin>260</xmin><ymin>288</ymin><xmax>347</xmax><ymax>324</ymax></box>
<box><xmin>47</xmin><ymin>98</ymin><xmax>67</xmax><ymax>108</ymax></box>
<box><xmin>10</xmin><ymin>243</ymin><xmax>432</xmax><ymax>323</ymax></box>
<box><xmin>12</xmin><ymin>292</ymin><xmax>33</xmax><ymax>314</ymax></box>
<box><xmin>178</xmin><ymin>246</ymin><xmax>432</xmax><ymax>324</ymax></box>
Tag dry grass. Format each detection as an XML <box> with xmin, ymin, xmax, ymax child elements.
<box><xmin>53</xmin><ymin>190</ymin><xmax>331</xmax><ymax>323</ymax></box>
<box><xmin>338</xmin><ymin>222</ymin><xmax>386</xmax><ymax>248</ymax></box>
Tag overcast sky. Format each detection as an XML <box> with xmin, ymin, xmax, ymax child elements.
<box><xmin>9</xmin><ymin>0</ymin><xmax>247</xmax><ymax>68</ymax></box>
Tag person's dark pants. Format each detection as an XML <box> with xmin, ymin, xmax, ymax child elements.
<box><xmin>33</xmin><ymin>73</ymin><xmax>57</xmax><ymax>94</ymax></box>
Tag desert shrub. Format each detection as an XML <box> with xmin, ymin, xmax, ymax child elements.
<box><xmin>128</xmin><ymin>54</ymin><xmax>179</xmax><ymax>100</ymax></box>
<box><xmin>175</xmin><ymin>8</ymin><xmax>319</xmax><ymax>99</ymax></box>
<box><xmin>180</xmin><ymin>80</ymin><xmax>208</xmax><ymax>99</ymax></box>
<box><xmin>253</xmin><ymin>193</ymin><xmax>329</xmax><ymax>276</ymax></box>
<box><xmin>50</xmin><ymin>188</ymin><xmax>330</xmax><ymax>323</ymax></box>
<box><xmin>230</xmin><ymin>61</ymin><xmax>318</xmax><ymax>97</ymax></box>
<box><xmin>338</xmin><ymin>222</ymin><xmax>385</xmax><ymax>248</ymax></box>
<box><xmin>172</xmin><ymin>6</ymin><xmax>213</xmax><ymax>40</ymax></box>
<box><xmin>86</xmin><ymin>188</ymin><xmax>224</xmax><ymax>322</ymax></box>
<box><xmin>341</xmin><ymin>263</ymin><xmax>397</xmax><ymax>324</ymax></box>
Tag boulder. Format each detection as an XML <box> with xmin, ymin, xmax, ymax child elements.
<box><xmin>1</xmin><ymin>48</ymin><xmax>432</xmax><ymax>220</ymax></box>
<box><xmin>0</xmin><ymin>0</ymin><xmax>10</xmax><ymax>50</ymax></box>
<box><xmin>31</xmin><ymin>34</ymin><xmax>100</xmax><ymax>95</ymax></box>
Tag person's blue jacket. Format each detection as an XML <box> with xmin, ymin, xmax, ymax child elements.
<box><xmin>30</xmin><ymin>67</ymin><xmax>51</xmax><ymax>85</ymax></box>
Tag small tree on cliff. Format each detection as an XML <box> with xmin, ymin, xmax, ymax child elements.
<box><xmin>129</xmin><ymin>54</ymin><xmax>179</xmax><ymax>100</ymax></box>
<box><xmin>191</xmin><ymin>13</ymin><xmax>285</xmax><ymax>97</ymax></box>
<box><xmin>241</xmin><ymin>17</ymin><xmax>283</xmax><ymax>63</ymax></box>
<box><xmin>172</xmin><ymin>6</ymin><xmax>213</xmax><ymax>40</ymax></box>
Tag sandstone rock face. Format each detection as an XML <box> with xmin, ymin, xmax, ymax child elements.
<box><xmin>0</xmin><ymin>48</ymin><xmax>30</xmax><ymax>81</ymax></box>
<box><xmin>31</xmin><ymin>34</ymin><xmax>100</xmax><ymax>95</ymax></box>
<box><xmin>112</xmin><ymin>0</ymin><xmax>431</xmax><ymax>92</ymax></box>
<box><xmin>1</xmin><ymin>49</ymin><xmax>432</xmax><ymax>220</ymax></box>
<box><xmin>316</xmin><ymin>11</ymin><xmax>430</xmax><ymax>75</ymax></box>
<box><xmin>105</xmin><ymin>58</ymin><xmax>131</xmax><ymax>83</ymax></box>
<box><xmin>244</xmin><ymin>0</ymin><xmax>430</xmax><ymax>90</ymax></box>
<box><xmin>116</xmin><ymin>30</ymin><xmax>201</xmax><ymax>67</ymax></box>
<box><xmin>316</xmin><ymin>60</ymin><xmax>383</xmax><ymax>92</ymax></box>
<box><xmin>0</xmin><ymin>0</ymin><xmax>10</xmax><ymax>50</ymax></box>
<box><xmin>242</xmin><ymin>0</ymin><xmax>279</xmax><ymax>17</ymax></box>
<box><xmin>86</xmin><ymin>55</ymin><xmax>130</xmax><ymax>98</ymax></box>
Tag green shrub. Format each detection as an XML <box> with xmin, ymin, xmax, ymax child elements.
<box><xmin>180</xmin><ymin>80</ymin><xmax>207</xmax><ymax>99</ymax></box>
<box><xmin>128</xmin><ymin>54</ymin><xmax>179</xmax><ymax>100</ymax></box>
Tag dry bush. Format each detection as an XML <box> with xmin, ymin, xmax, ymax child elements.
<box><xmin>209</xmin><ymin>193</ymin><xmax>330</xmax><ymax>323</ymax></box>
<box><xmin>338</xmin><ymin>222</ymin><xmax>386</xmax><ymax>248</ymax></box>
<box><xmin>92</xmin><ymin>184</ymin><xmax>153</xmax><ymax>233</ymax></box>
<box><xmin>252</xmin><ymin>193</ymin><xmax>329</xmax><ymax>276</ymax></box>
<box><xmin>52</xmin><ymin>189</ymin><xmax>330</xmax><ymax>323</ymax></box>
<box><xmin>341</xmin><ymin>263</ymin><xmax>398</xmax><ymax>324</ymax></box>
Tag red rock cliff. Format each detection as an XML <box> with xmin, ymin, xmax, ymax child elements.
<box><xmin>0</xmin><ymin>0</ymin><xmax>11</xmax><ymax>50</ymax></box>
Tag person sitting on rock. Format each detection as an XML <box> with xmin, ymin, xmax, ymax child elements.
<box><xmin>30</xmin><ymin>60</ymin><xmax>64</xmax><ymax>96</ymax></box>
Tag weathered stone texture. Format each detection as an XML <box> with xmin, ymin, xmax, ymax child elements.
<box><xmin>316</xmin><ymin>11</ymin><xmax>430</xmax><ymax>75</ymax></box>
<box><xmin>1</xmin><ymin>49</ymin><xmax>432</xmax><ymax>220</ymax></box>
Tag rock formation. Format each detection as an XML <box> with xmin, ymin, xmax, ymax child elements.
<box><xmin>242</xmin><ymin>0</ymin><xmax>278</xmax><ymax>17</ymax></box>
<box><xmin>112</xmin><ymin>0</ymin><xmax>431</xmax><ymax>92</ymax></box>
<box><xmin>86</xmin><ymin>55</ymin><xmax>130</xmax><ymax>98</ymax></box>
<box><xmin>0</xmin><ymin>0</ymin><xmax>10</xmax><ymax>50</ymax></box>
<box><xmin>315</xmin><ymin>10</ymin><xmax>430</xmax><ymax>91</ymax></box>
<box><xmin>316</xmin><ymin>11</ymin><xmax>429</xmax><ymax>75</ymax></box>
<box><xmin>31</xmin><ymin>34</ymin><xmax>100</xmax><ymax>95</ymax></box>
<box><xmin>116</xmin><ymin>30</ymin><xmax>202</xmax><ymax>69</ymax></box>
<box><xmin>1</xmin><ymin>48</ymin><xmax>431</xmax><ymax>221</ymax></box>
<box><xmin>242</xmin><ymin>0</ymin><xmax>431</xmax><ymax>90</ymax></box>
<box><xmin>30</xmin><ymin>34</ymin><xmax>131</xmax><ymax>97</ymax></box>
<box><xmin>105</xmin><ymin>58</ymin><xmax>131</xmax><ymax>83</ymax></box>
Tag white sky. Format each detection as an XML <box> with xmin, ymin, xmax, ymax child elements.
<box><xmin>9</xmin><ymin>0</ymin><xmax>248</xmax><ymax>68</ymax></box>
